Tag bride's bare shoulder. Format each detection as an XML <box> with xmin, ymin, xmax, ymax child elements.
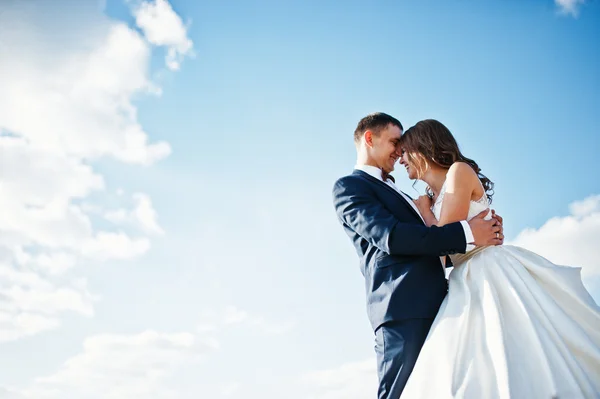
<box><xmin>447</xmin><ymin>161</ymin><xmax>478</xmax><ymax>180</ymax></box>
<box><xmin>447</xmin><ymin>162</ymin><xmax>484</xmax><ymax>199</ymax></box>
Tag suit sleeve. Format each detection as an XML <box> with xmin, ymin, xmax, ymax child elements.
<box><xmin>333</xmin><ymin>178</ymin><xmax>467</xmax><ymax>257</ymax></box>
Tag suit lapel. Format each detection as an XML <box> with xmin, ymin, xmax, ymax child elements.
<box><xmin>353</xmin><ymin>170</ymin><xmax>425</xmax><ymax>224</ymax></box>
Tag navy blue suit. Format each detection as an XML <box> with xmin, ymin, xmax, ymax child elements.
<box><xmin>332</xmin><ymin>169</ymin><xmax>467</xmax><ymax>398</ymax></box>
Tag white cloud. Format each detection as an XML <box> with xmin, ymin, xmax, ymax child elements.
<box><xmin>80</xmin><ymin>231</ymin><xmax>151</xmax><ymax>261</ymax></box>
<box><xmin>196</xmin><ymin>323</ymin><xmax>219</xmax><ymax>334</ymax></box>
<box><xmin>131</xmin><ymin>0</ymin><xmax>194</xmax><ymax>70</ymax></box>
<box><xmin>0</xmin><ymin>265</ymin><xmax>96</xmax><ymax>343</ymax></box>
<box><xmin>223</xmin><ymin>305</ymin><xmax>250</xmax><ymax>324</ymax></box>
<box><xmin>17</xmin><ymin>330</ymin><xmax>216</xmax><ymax>399</ymax></box>
<box><xmin>220</xmin><ymin>383</ymin><xmax>240</xmax><ymax>397</ymax></box>
<box><xmin>0</xmin><ymin>0</ymin><xmax>192</xmax><ymax>341</ymax></box>
<box><xmin>0</xmin><ymin>25</ymin><xmax>170</xmax><ymax>165</ymax></box>
<box><xmin>249</xmin><ymin>317</ymin><xmax>296</xmax><ymax>335</ymax></box>
<box><xmin>509</xmin><ymin>194</ymin><xmax>600</xmax><ymax>280</ymax></box>
<box><xmin>104</xmin><ymin>193</ymin><xmax>164</xmax><ymax>235</ymax></box>
<box><xmin>555</xmin><ymin>0</ymin><xmax>586</xmax><ymax>16</ymax></box>
<box><xmin>26</xmin><ymin>252</ymin><xmax>78</xmax><ymax>275</ymax></box>
<box><xmin>299</xmin><ymin>359</ymin><xmax>377</xmax><ymax>399</ymax></box>
<box><xmin>0</xmin><ymin>386</ymin><xmax>24</xmax><ymax>399</ymax></box>
<box><xmin>198</xmin><ymin>305</ymin><xmax>296</xmax><ymax>336</ymax></box>
<box><xmin>569</xmin><ymin>194</ymin><xmax>600</xmax><ymax>216</ymax></box>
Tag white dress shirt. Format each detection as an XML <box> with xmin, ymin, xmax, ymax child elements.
<box><xmin>354</xmin><ymin>164</ymin><xmax>475</xmax><ymax>253</ymax></box>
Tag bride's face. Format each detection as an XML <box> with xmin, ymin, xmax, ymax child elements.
<box><xmin>399</xmin><ymin>148</ymin><xmax>424</xmax><ymax>180</ymax></box>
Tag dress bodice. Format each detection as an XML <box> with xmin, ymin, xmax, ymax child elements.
<box><xmin>431</xmin><ymin>180</ymin><xmax>491</xmax><ymax>222</ymax></box>
<box><xmin>432</xmin><ymin>180</ymin><xmax>492</xmax><ymax>266</ymax></box>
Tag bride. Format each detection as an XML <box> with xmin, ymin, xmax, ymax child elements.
<box><xmin>398</xmin><ymin>119</ymin><xmax>600</xmax><ymax>398</ymax></box>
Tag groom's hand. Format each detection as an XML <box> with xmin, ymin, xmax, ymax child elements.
<box><xmin>468</xmin><ymin>209</ymin><xmax>504</xmax><ymax>246</ymax></box>
<box><xmin>491</xmin><ymin>210</ymin><xmax>503</xmax><ymax>227</ymax></box>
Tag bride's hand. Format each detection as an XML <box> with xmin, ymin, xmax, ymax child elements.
<box><xmin>414</xmin><ymin>195</ymin><xmax>433</xmax><ymax>215</ymax></box>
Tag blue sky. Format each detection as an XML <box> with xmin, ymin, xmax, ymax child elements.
<box><xmin>0</xmin><ymin>0</ymin><xmax>598</xmax><ymax>397</ymax></box>
<box><xmin>108</xmin><ymin>0</ymin><xmax>600</xmax><ymax>233</ymax></box>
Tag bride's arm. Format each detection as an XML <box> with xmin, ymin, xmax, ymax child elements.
<box><xmin>413</xmin><ymin>198</ymin><xmax>438</xmax><ymax>227</ymax></box>
<box><xmin>437</xmin><ymin>162</ymin><xmax>481</xmax><ymax>227</ymax></box>
<box><xmin>415</xmin><ymin>163</ymin><xmax>504</xmax><ymax>249</ymax></box>
<box><xmin>413</xmin><ymin>162</ymin><xmax>480</xmax><ymax>227</ymax></box>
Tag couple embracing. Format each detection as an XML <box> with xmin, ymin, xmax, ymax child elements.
<box><xmin>332</xmin><ymin>113</ymin><xmax>600</xmax><ymax>398</ymax></box>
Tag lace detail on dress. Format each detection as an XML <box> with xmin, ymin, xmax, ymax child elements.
<box><xmin>431</xmin><ymin>180</ymin><xmax>491</xmax><ymax>222</ymax></box>
<box><xmin>432</xmin><ymin>180</ymin><xmax>493</xmax><ymax>266</ymax></box>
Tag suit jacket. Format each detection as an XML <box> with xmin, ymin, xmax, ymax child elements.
<box><xmin>332</xmin><ymin>169</ymin><xmax>467</xmax><ymax>331</ymax></box>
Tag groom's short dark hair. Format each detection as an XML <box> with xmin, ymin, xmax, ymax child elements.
<box><xmin>354</xmin><ymin>112</ymin><xmax>403</xmax><ymax>143</ymax></box>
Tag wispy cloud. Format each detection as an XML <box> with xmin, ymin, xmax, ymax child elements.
<box><xmin>220</xmin><ymin>382</ymin><xmax>240</xmax><ymax>397</ymax></box>
<box><xmin>555</xmin><ymin>0</ymin><xmax>586</xmax><ymax>17</ymax></box>
<box><xmin>130</xmin><ymin>0</ymin><xmax>195</xmax><ymax>70</ymax></box>
<box><xmin>0</xmin><ymin>0</ymin><xmax>192</xmax><ymax>341</ymax></box>
<box><xmin>509</xmin><ymin>194</ymin><xmax>600</xmax><ymax>282</ymax></box>
<box><xmin>17</xmin><ymin>330</ymin><xmax>216</xmax><ymax>399</ymax></box>
<box><xmin>197</xmin><ymin>305</ymin><xmax>296</xmax><ymax>336</ymax></box>
<box><xmin>103</xmin><ymin>193</ymin><xmax>165</xmax><ymax>235</ymax></box>
<box><xmin>0</xmin><ymin>386</ymin><xmax>24</xmax><ymax>399</ymax></box>
<box><xmin>298</xmin><ymin>359</ymin><xmax>377</xmax><ymax>399</ymax></box>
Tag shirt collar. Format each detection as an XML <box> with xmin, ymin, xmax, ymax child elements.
<box><xmin>354</xmin><ymin>164</ymin><xmax>384</xmax><ymax>181</ymax></box>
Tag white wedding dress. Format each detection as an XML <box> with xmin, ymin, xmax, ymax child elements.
<box><xmin>401</xmin><ymin>182</ymin><xmax>600</xmax><ymax>399</ymax></box>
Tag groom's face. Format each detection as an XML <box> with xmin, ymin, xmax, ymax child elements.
<box><xmin>370</xmin><ymin>124</ymin><xmax>402</xmax><ymax>173</ymax></box>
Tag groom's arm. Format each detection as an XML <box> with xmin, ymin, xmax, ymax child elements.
<box><xmin>333</xmin><ymin>178</ymin><xmax>466</xmax><ymax>257</ymax></box>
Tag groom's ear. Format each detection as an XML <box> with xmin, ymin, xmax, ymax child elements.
<box><xmin>364</xmin><ymin>130</ymin><xmax>373</xmax><ymax>148</ymax></box>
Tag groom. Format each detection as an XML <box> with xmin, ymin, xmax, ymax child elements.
<box><xmin>332</xmin><ymin>112</ymin><xmax>504</xmax><ymax>398</ymax></box>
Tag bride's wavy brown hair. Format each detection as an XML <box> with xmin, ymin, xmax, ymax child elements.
<box><xmin>400</xmin><ymin>119</ymin><xmax>494</xmax><ymax>203</ymax></box>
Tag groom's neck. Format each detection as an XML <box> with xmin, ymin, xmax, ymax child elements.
<box><xmin>356</xmin><ymin>154</ymin><xmax>379</xmax><ymax>169</ymax></box>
